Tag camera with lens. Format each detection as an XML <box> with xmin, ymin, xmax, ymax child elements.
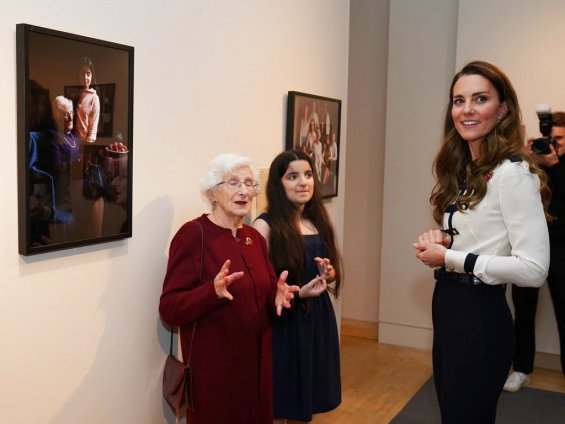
<box><xmin>532</xmin><ymin>104</ymin><xmax>556</xmax><ymax>154</ymax></box>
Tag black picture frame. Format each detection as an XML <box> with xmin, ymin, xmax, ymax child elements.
<box><xmin>17</xmin><ymin>24</ymin><xmax>134</xmax><ymax>255</ymax></box>
<box><xmin>285</xmin><ymin>91</ymin><xmax>341</xmax><ymax>198</ymax></box>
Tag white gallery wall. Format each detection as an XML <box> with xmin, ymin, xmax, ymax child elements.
<box><xmin>341</xmin><ymin>0</ymin><xmax>389</xmax><ymax>326</ymax></box>
<box><xmin>380</xmin><ymin>0</ymin><xmax>565</xmax><ymax>366</ymax></box>
<box><xmin>0</xmin><ymin>1</ymin><xmax>350</xmax><ymax>423</ymax></box>
<box><xmin>379</xmin><ymin>0</ymin><xmax>458</xmax><ymax>348</ymax></box>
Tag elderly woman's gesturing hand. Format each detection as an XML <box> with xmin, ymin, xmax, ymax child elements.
<box><xmin>275</xmin><ymin>270</ymin><xmax>300</xmax><ymax>316</ymax></box>
<box><xmin>214</xmin><ymin>259</ymin><xmax>244</xmax><ymax>300</ymax></box>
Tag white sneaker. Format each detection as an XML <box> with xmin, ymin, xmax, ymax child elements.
<box><xmin>503</xmin><ymin>371</ymin><xmax>530</xmax><ymax>392</ymax></box>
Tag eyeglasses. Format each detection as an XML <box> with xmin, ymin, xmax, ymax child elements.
<box><xmin>216</xmin><ymin>179</ymin><xmax>260</xmax><ymax>191</ymax></box>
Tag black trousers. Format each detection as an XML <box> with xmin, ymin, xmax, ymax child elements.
<box><xmin>511</xmin><ymin>241</ymin><xmax>565</xmax><ymax>376</ymax></box>
<box><xmin>432</xmin><ymin>280</ymin><xmax>513</xmax><ymax>424</ymax></box>
<box><xmin>510</xmin><ymin>285</ymin><xmax>539</xmax><ymax>374</ymax></box>
<box><xmin>548</xmin><ymin>241</ymin><xmax>565</xmax><ymax>375</ymax></box>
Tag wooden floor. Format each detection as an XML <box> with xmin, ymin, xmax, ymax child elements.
<box><xmin>311</xmin><ymin>335</ymin><xmax>565</xmax><ymax>423</ymax></box>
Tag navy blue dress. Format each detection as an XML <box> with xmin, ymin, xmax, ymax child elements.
<box><xmin>257</xmin><ymin>214</ymin><xmax>341</xmax><ymax>421</ymax></box>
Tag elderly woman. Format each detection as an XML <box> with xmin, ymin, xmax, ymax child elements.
<box><xmin>159</xmin><ymin>153</ymin><xmax>298</xmax><ymax>423</ymax></box>
<box><xmin>50</xmin><ymin>96</ymin><xmax>80</xmax><ymax>224</ymax></box>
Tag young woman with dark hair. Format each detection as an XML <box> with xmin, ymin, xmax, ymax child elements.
<box><xmin>253</xmin><ymin>149</ymin><xmax>342</xmax><ymax>424</ymax></box>
<box><xmin>74</xmin><ymin>56</ymin><xmax>100</xmax><ymax>144</ymax></box>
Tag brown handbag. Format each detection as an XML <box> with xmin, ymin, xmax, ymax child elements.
<box><xmin>162</xmin><ymin>221</ymin><xmax>203</xmax><ymax>415</ymax></box>
<box><xmin>163</xmin><ymin>325</ymin><xmax>195</xmax><ymax>414</ymax></box>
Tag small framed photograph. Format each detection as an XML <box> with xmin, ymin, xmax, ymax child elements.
<box><xmin>286</xmin><ymin>91</ymin><xmax>341</xmax><ymax>198</ymax></box>
<box><xmin>16</xmin><ymin>24</ymin><xmax>134</xmax><ymax>255</ymax></box>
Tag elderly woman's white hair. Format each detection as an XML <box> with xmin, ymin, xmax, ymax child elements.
<box><xmin>200</xmin><ymin>153</ymin><xmax>258</xmax><ymax>199</ymax></box>
<box><xmin>53</xmin><ymin>95</ymin><xmax>73</xmax><ymax>112</ymax></box>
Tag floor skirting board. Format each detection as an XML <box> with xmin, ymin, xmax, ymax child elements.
<box><xmin>340</xmin><ymin>318</ymin><xmax>378</xmax><ymax>340</ymax></box>
<box><xmin>378</xmin><ymin>321</ymin><xmax>433</xmax><ymax>350</ymax></box>
<box><xmin>377</xmin><ymin>320</ymin><xmax>562</xmax><ymax>371</ymax></box>
<box><xmin>535</xmin><ymin>352</ymin><xmax>562</xmax><ymax>371</ymax></box>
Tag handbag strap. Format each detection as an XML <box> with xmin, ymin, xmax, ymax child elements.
<box><xmin>169</xmin><ymin>221</ymin><xmax>204</xmax><ymax>364</ymax></box>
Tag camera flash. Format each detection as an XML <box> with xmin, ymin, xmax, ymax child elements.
<box><xmin>536</xmin><ymin>103</ymin><xmax>551</xmax><ymax>115</ymax></box>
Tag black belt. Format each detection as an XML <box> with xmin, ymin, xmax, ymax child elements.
<box><xmin>434</xmin><ymin>268</ymin><xmax>506</xmax><ymax>291</ymax></box>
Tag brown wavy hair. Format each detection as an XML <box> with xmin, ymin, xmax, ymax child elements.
<box><xmin>265</xmin><ymin>150</ymin><xmax>342</xmax><ymax>297</ymax></box>
<box><xmin>430</xmin><ymin>60</ymin><xmax>551</xmax><ymax>224</ymax></box>
<box><xmin>553</xmin><ymin>111</ymin><xmax>565</xmax><ymax>127</ymax></box>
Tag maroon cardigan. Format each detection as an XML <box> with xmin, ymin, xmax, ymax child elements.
<box><xmin>159</xmin><ymin>214</ymin><xmax>279</xmax><ymax>424</ymax></box>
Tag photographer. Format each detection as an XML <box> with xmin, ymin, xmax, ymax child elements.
<box><xmin>505</xmin><ymin>111</ymin><xmax>565</xmax><ymax>392</ymax></box>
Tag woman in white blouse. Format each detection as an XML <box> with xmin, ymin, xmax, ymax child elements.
<box><xmin>413</xmin><ymin>61</ymin><xmax>551</xmax><ymax>424</ymax></box>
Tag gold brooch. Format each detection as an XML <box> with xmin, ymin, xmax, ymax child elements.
<box><xmin>457</xmin><ymin>201</ymin><xmax>469</xmax><ymax>211</ymax></box>
<box><xmin>245</xmin><ymin>237</ymin><xmax>253</xmax><ymax>246</ymax></box>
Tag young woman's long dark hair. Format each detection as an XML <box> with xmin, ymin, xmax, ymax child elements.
<box><xmin>266</xmin><ymin>150</ymin><xmax>342</xmax><ymax>297</ymax></box>
<box><xmin>81</xmin><ymin>56</ymin><xmax>97</xmax><ymax>89</ymax></box>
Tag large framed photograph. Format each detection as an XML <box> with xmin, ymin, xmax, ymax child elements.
<box><xmin>286</xmin><ymin>91</ymin><xmax>341</xmax><ymax>198</ymax></box>
<box><xmin>16</xmin><ymin>24</ymin><xmax>134</xmax><ymax>255</ymax></box>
